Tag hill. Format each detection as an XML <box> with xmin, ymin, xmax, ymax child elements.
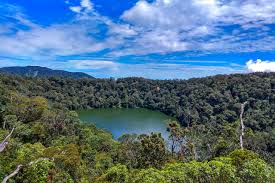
<box><xmin>0</xmin><ymin>72</ymin><xmax>274</xmax><ymax>161</ymax></box>
<box><xmin>0</xmin><ymin>66</ymin><xmax>94</xmax><ymax>79</ymax></box>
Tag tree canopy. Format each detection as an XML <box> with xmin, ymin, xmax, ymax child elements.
<box><xmin>0</xmin><ymin>72</ymin><xmax>274</xmax><ymax>182</ymax></box>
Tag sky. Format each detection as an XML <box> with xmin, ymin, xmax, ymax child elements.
<box><xmin>0</xmin><ymin>0</ymin><xmax>274</xmax><ymax>79</ymax></box>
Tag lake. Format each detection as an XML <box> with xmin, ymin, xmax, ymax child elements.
<box><xmin>77</xmin><ymin>108</ymin><xmax>176</xmax><ymax>140</ymax></box>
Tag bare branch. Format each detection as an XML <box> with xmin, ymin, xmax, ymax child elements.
<box><xmin>1</xmin><ymin>158</ymin><xmax>53</xmax><ymax>183</ymax></box>
<box><xmin>1</xmin><ymin>165</ymin><xmax>23</xmax><ymax>183</ymax></box>
<box><xmin>0</xmin><ymin>128</ymin><xmax>14</xmax><ymax>153</ymax></box>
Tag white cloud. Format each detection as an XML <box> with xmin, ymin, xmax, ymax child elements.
<box><xmin>117</xmin><ymin>0</ymin><xmax>275</xmax><ymax>55</ymax></box>
<box><xmin>69</xmin><ymin>0</ymin><xmax>93</xmax><ymax>14</ymax></box>
<box><xmin>108</xmin><ymin>23</ymin><xmax>137</xmax><ymax>37</ymax></box>
<box><xmin>110</xmin><ymin>30</ymin><xmax>189</xmax><ymax>56</ymax></box>
<box><xmin>0</xmin><ymin>2</ymin><xmax>127</xmax><ymax>60</ymax></box>
<box><xmin>1</xmin><ymin>0</ymin><xmax>275</xmax><ymax>65</ymax></box>
<box><xmin>122</xmin><ymin>0</ymin><xmax>209</xmax><ymax>30</ymax></box>
<box><xmin>121</xmin><ymin>0</ymin><xmax>232</xmax><ymax>30</ymax></box>
<box><xmin>80</xmin><ymin>0</ymin><xmax>93</xmax><ymax>10</ymax></box>
<box><xmin>69</xmin><ymin>60</ymin><xmax>118</xmax><ymax>70</ymax></box>
<box><xmin>70</xmin><ymin>6</ymin><xmax>82</xmax><ymax>13</ymax></box>
<box><xmin>0</xmin><ymin>24</ymin><xmax>110</xmax><ymax>57</ymax></box>
<box><xmin>246</xmin><ymin>59</ymin><xmax>275</xmax><ymax>72</ymax></box>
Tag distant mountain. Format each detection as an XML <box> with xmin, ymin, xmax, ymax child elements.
<box><xmin>0</xmin><ymin>66</ymin><xmax>94</xmax><ymax>79</ymax></box>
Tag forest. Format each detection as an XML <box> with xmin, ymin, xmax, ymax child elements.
<box><xmin>0</xmin><ymin>72</ymin><xmax>274</xmax><ymax>182</ymax></box>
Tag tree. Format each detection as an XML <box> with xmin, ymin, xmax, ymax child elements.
<box><xmin>167</xmin><ymin>121</ymin><xmax>201</xmax><ymax>161</ymax></box>
<box><xmin>133</xmin><ymin>168</ymin><xmax>165</xmax><ymax>183</ymax></box>
<box><xmin>161</xmin><ymin>163</ymin><xmax>187</xmax><ymax>182</ymax></box>
<box><xmin>228</xmin><ymin>149</ymin><xmax>258</xmax><ymax>169</ymax></box>
<box><xmin>17</xmin><ymin>159</ymin><xmax>54</xmax><ymax>183</ymax></box>
<box><xmin>167</xmin><ymin>121</ymin><xmax>183</xmax><ymax>156</ymax></box>
<box><xmin>240</xmin><ymin>159</ymin><xmax>273</xmax><ymax>183</ymax></box>
<box><xmin>43</xmin><ymin>144</ymin><xmax>81</xmax><ymax>179</ymax></box>
<box><xmin>138</xmin><ymin>133</ymin><xmax>167</xmax><ymax>169</ymax></box>
<box><xmin>99</xmin><ymin>164</ymin><xmax>129</xmax><ymax>183</ymax></box>
<box><xmin>2</xmin><ymin>157</ymin><xmax>53</xmax><ymax>183</ymax></box>
<box><xmin>117</xmin><ymin>134</ymin><xmax>140</xmax><ymax>169</ymax></box>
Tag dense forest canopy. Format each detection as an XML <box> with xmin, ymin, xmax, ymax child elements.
<box><xmin>0</xmin><ymin>72</ymin><xmax>274</xmax><ymax>182</ymax></box>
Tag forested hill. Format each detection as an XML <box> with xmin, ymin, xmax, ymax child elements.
<box><xmin>0</xmin><ymin>66</ymin><xmax>94</xmax><ymax>79</ymax></box>
<box><xmin>1</xmin><ymin>72</ymin><xmax>273</xmax><ymax>126</ymax></box>
<box><xmin>0</xmin><ymin>72</ymin><xmax>274</xmax><ymax>182</ymax></box>
<box><xmin>0</xmin><ymin>72</ymin><xmax>274</xmax><ymax>161</ymax></box>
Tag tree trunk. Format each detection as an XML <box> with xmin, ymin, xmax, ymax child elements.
<box><xmin>239</xmin><ymin>102</ymin><xmax>247</xmax><ymax>150</ymax></box>
<box><xmin>3</xmin><ymin>120</ymin><xmax>5</xmax><ymax>129</ymax></box>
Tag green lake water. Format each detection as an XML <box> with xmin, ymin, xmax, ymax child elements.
<box><xmin>77</xmin><ymin>108</ymin><xmax>176</xmax><ymax>140</ymax></box>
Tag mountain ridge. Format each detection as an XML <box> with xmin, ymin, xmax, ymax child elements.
<box><xmin>0</xmin><ymin>66</ymin><xmax>94</xmax><ymax>79</ymax></box>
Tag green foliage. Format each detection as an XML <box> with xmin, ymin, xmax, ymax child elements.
<box><xmin>161</xmin><ymin>163</ymin><xmax>187</xmax><ymax>182</ymax></box>
<box><xmin>1</xmin><ymin>73</ymin><xmax>273</xmax><ymax>161</ymax></box>
<box><xmin>206</xmin><ymin>160</ymin><xmax>239</xmax><ymax>183</ymax></box>
<box><xmin>0</xmin><ymin>73</ymin><xmax>274</xmax><ymax>183</ymax></box>
<box><xmin>43</xmin><ymin>144</ymin><xmax>81</xmax><ymax>177</ymax></box>
<box><xmin>133</xmin><ymin>168</ymin><xmax>165</xmax><ymax>183</ymax></box>
<box><xmin>20</xmin><ymin>160</ymin><xmax>54</xmax><ymax>183</ymax></box>
<box><xmin>99</xmin><ymin>164</ymin><xmax>129</xmax><ymax>183</ymax></box>
<box><xmin>117</xmin><ymin>134</ymin><xmax>140</xmax><ymax>169</ymax></box>
<box><xmin>6</xmin><ymin>93</ymin><xmax>48</xmax><ymax>123</ymax></box>
<box><xmin>240</xmin><ymin>159</ymin><xmax>273</xmax><ymax>183</ymax></box>
<box><xmin>138</xmin><ymin>133</ymin><xmax>167</xmax><ymax>168</ymax></box>
<box><xmin>229</xmin><ymin>149</ymin><xmax>258</xmax><ymax>168</ymax></box>
<box><xmin>31</xmin><ymin>122</ymin><xmax>47</xmax><ymax>141</ymax></box>
<box><xmin>94</xmin><ymin>152</ymin><xmax>114</xmax><ymax>175</ymax></box>
<box><xmin>14</xmin><ymin>143</ymin><xmax>45</xmax><ymax>165</ymax></box>
<box><xmin>161</xmin><ymin>160</ymin><xmax>240</xmax><ymax>183</ymax></box>
<box><xmin>51</xmin><ymin>171</ymin><xmax>74</xmax><ymax>183</ymax></box>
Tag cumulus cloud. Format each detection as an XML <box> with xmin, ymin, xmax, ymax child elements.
<box><xmin>116</xmin><ymin>0</ymin><xmax>275</xmax><ymax>55</ymax></box>
<box><xmin>246</xmin><ymin>59</ymin><xmax>275</xmax><ymax>72</ymax></box>
<box><xmin>0</xmin><ymin>24</ymin><xmax>111</xmax><ymax>57</ymax></box>
<box><xmin>121</xmin><ymin>0</ymin><xmax>222</xmax><ymax>30</ymax></box>
<box><xmin>122</xmin><ymin>0</ymin><xmax>275</xmax><ymax>29</ymax></box>
<box><xmin>110</xmin><ymin>30</ymin><xmax>189</xmax><ymax>56</ymax></box>
<box><xmin>80</xmin><ymin>0</ymin><xmax>93</xmax><ymax>10</ymax></box>
<box><xmin>108</xmin><ymin>23</ymin><xmax>137</xmax><ymax>37</ymax></box>
<box><xmin>2</xmin><ymin>0</ymin><xmax>275</xmax><ymax>58</ymax></box>
<box><xmin>0</xmin><ymin>3</ymin><xmax>122</xmax><ymax>59</ymax></box>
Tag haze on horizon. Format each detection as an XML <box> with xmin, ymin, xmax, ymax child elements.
<box><xmin>0</xmin><ymin>0</ymin><xmax>275</xmax><ymax>79</ymax></box>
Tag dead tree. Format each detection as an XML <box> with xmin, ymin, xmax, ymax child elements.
<box><xmin>1</xmin><ymin>165</ymin><xmax>23</xmax><ymax>183</ymax></box>
<box><xmin>1</xmin><ymin>158</ymin><xmax>52</xmax><ymax>183</ymax></box>
<box><xmin>0</xmin><ymin>127</ymin><xmax>53</xmax><ymax>182</ymax></box>
<box><xmin>239</xmin><ymin>102</ymin><xmax>248</xmax><ymax>150</ymax></box>
<box><xmin>0</xmin><ymin>128</ymin><xmax>14</xmax><ymax>153</ymax></box>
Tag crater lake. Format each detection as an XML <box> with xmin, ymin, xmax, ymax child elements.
<box><xmin>77</xmin><ymin>108</ymin><xmax>177</xmax><ymax>139</ymax></box>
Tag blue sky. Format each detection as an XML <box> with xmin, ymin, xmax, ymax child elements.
<box><xmin>0</xmin><ymin>0</ymin><xmax>274</xmax><ymax>79</ymax></box>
